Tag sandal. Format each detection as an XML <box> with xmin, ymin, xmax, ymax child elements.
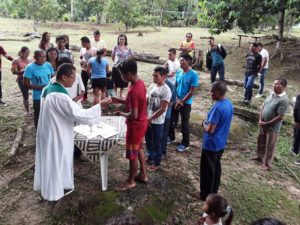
<box><xmin>147</xmin><ymin>165</ymin><xmax>159</xmax><ymax>172</ymax></box>
<box><xmin>114</xmin><ymin>182</ymin><xmax>136</xmax><ymax>192</ymax></box>
<box><xmin>134</xmin><ymin>174</ymin><xmax>148</xmax><ymax>183</ymax></box>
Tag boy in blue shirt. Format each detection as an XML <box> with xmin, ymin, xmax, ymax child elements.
<box><xmin>200</xmin><ymin>81</ymin><xmax>234</xmax><ymax>201</ymax></box>
<box><xmin>173</xmin><ymin>53</ymin><xmax>199</xmax><ymax>152</ymax></box>
<box><xmin>24</xmin><ymin>50</ymin><xmax>54</xmax><ymax>128</ymax></box>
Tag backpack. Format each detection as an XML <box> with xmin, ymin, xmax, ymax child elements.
<box><xmin>217</xmin><ymin>44</ymin><xmax>227</xmax><ymax>59</ymax></box>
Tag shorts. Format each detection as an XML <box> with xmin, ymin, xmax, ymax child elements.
<box><xmin>91</xmin><ymin>78</ymin><xmax>107</xmax><ymax>89</ymax></box>
<box><xmin>107</xmin><ymin>89</ymin><xmax>114</xmax><ymax>97</ymax></box>
<box><xmin>126</xmin><ymin>121</ymin><xmax>148</xmax><ymax>160</ymax></box>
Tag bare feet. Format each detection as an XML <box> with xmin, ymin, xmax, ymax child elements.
<box><xmin>114</xmin><ymin>182</ymin><xmax>136</xmax><ymax>192</ymax></box>
<box><xmin>134</xmin><ymin>173</ymin><xmax>148</xmax><ymax>183</ymax></box>
<box><xmin>261</xmin><ymin>164</ymin><xmax>272</xmax><ymax>170</ymax></box>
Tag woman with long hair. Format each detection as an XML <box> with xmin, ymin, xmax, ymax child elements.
<box><xmin>111</xmin><ymin>34</ymin><xmax>132</xmax><ymax>98</ymax></box>
<box><xmin>11</xmin><ymin>46</ymin><xmax>32</xmax><ymax>114</ymax></box>
<box><xmin>87</xmin><ymin>49</ymin><xmax>109</xmax><ymax>104</ymax></box>
<box><xmin>39</xmin><ymin>32</ymin><xmax>53</xmax><ymax>51</ymax></box>
<box><xmin>46</xmin><ymin>47</ymin><xmax>59</xmax><ymax>72</ymax></box>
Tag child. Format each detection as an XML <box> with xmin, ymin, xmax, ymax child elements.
<box><xmin>198</xmin><ymin>194</ymin><xmax>234</xmax><ymax>225</ymax></box>
<box><xmin>106</xmin><ymin>71</ymin><xmax>115</xmax><ymax>97</ymax></box>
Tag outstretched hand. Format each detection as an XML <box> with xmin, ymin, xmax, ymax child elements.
<box><xmin>100</xmin><ymin>98</ymin><xmax>112</xmax><ymax>107</ymax></box>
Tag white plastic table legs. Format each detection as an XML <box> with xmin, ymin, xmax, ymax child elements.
<box><xmin>100</xmin><ymin>153</ymin><xmax>108</xmax><ymax>191</ymax></box>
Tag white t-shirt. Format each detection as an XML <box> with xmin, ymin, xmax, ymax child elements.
<box><xmin>167</xmin><ymin>58</ymin><xmax>180</xmax><ymax>85</ymax></box>
<box><xmin>65</xmin><ymin>74</ymin><xmax>85</xmax><ymax>99</ymax></box>
<box><xmin>92</xmin><ymin>39</ymin><xmax>107</xmax><ymax>50</ymax></box>
<box><xmin>259</xmin><ymin>48</ymin><xmax>269</xmax><ymax>69</ymax></box>
<box><xmin>80</xmin><ymin>47</ymin><xmax>97</xmax><ymax>69</ymax></box>
<box><xmin>147</xmin><ymin>83</ymin><xmax>171</xmax><ymax>124</ymax></box>
<box><xmin>203</xmin><ymin>213</ymin><xmax>222</xmax><ymax>225</ymax></box>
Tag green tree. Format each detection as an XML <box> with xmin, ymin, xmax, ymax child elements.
<box><xmin>199</xmin><ymin>0</ymin><xmax>300</xmax><ymax>58</ymax></box>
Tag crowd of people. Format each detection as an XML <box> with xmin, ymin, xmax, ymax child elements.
<box><xmin>0</xmin><ymin>30</ymin><xmax>297</xmax><ymax>225</ymax></box>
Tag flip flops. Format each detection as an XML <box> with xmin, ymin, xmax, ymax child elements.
<box><xmin>114</xmin><ymin>182</ymin><xmax>136</xmax><ymax>192</ymax></box>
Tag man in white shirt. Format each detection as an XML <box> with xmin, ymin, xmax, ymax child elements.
<box><xmin>80</xmin><ymin>36</ymin><xmax>97</xmax><ymax>102</ymax></box>
<box><xmin>255</xmin><ymin>42</ymin><xmax>269</xmax><ymax>98</ymax></box>
<box><xmin>92</xmin><ymin>30</ymin><xmax>107</xmax><ymax>55</ymax></box>
<box><xmin>34</xmin><ymin>63</ymin><xmax>111</xmax><ymax>201</ymax></box>
<box><xmin>146</xmin><ymin>66</ymin><xmax>171</xmax><ymax>171</ymax></box>
<box><xmin>165</xmin><ymin>48</ymin><xmax>180</xmax><ymax>85</ymax></box>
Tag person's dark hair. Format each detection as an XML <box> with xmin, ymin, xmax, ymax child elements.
<box><xmin>209</xmin><ymin>36</ymin><xmax>215</xmax><ymax>41</ymax></box>
<box><xmin>56</xmin><ymin>35</ymin><xmax>65</xmax><ymax>43</ymax></box>
<box><xmin>34</xmin><ymin>49</ymin><xmax>45</xmax><ymax>58</ymax></box>
<box><xmin>186</xmin><ymin>32</ymin><xmax>193</xmax><ymax>38</ymax></box>
<box><xmin>206</xmin><ymin>194</ymin><xmax>234</xmax><ymax>225</ymax></box>
<box><xmin>80</xmin><ymin>36</ymin><xmax>90</xmax><ymax>44</ymax></box>
<box><xmin>56</xmin><ymin>63</ymin><xmax>76</xmax><ymax>80</ymax></box>
<box><xmin>93</xmin><ymin>30</ymin><xmax>100</xmax><ymax>36</ymax></box>
<box><xmin>57</xmin><ymin>57</ymin><xmax>73</xmax><ymax>67</ymax></box>
<box><xmin>257</xmin><ymin>42</ymin><xmax>263</xmax><ymax>47</ymax></box>
<box><xmin>19</xmin><ymin>46</ymin><xmax>29</xmax><ymax>56</ymax></box>
<box><xmin>39</xmin><ymin>32</ymin><xmax>50</xmax><ymax>50</ymax></box>
<box><xmin>46</xmin><ymin>47</ymin><xmax>58</xmax><ymax>62</ymax></box>
<box><xmin>250</xmin><ymin>218</ymin><xmax>286</xmax><ymax>225</ymax></box>
<box><xmin>118</xmin><ymin>58</ymin><xmax>137</xmax><ymax>75</ymax></box>
<box><xmin>211</xmin><ymin>81</ymin><xmax>227</xmax><ymax>96</ymax></box>
<box><xmin>154</xmin><ymin>66</ymin><xmax>168</xmax><ymax>76</ymax></box>
<box><xmin>117</xmin><ymin>34</ymin><xmax>128</xmax><ymax>46</ymax></box>
<box><xmin>107</xmin><ymin>71</ymin><xmax>112</xmax><ymax>78</ymax></box>
<box><xmin>168</xmin><ymin>48</ymin><xmax>176</xmax><ymax>55</ymax></box>
<box><xmin>252</xmin><ymin>42</ymin><xmax>259</xmax><ymax>48</ymax></box>
<box><xmin>96</xmin><ymin>49</ymin><xmax>104</xmax><ymax>64</ymax></box>
<box><xmin>180</xmin><ymin>53</ymin><xmax>193</xmax><ymax>63</ymax></box>
<box><xmin>277</xmin><ymin>78</ymin><xmax>287</xmax><ymax>87</ymax></box>
<box><xmin>62</xmin><ymin>34</ymin><xmax>70</xmax><ymax>49</ymax></box>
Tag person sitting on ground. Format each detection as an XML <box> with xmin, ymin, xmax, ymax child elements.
<box><xmin>200</xmin><ymin>81</ymin><xmax>234</xmax><ymax>201</ymax></box>
<box><xmin>79</xmin><ymin>36</ymin><xmax>97</xmax><ymax>102</ymax></box>
<box><xmin>92</xmin><ymin>30</ymin><xmax>107</xmax><ymax>55</ymax></box>
<box><xmin>255</xmin><ymin>42</ymin><xmax>269</xmax><ymax>98</ymax></box>
<box><xmin>243</xmin><ymin>43</ymin><xmax>262</xmax><ymax>105</ymax></box>
<box><xmin>87</xmin><ymin>49</ymin><xmax>109</xmax><ymax>104</ymax></box>
<box><xmin>11</xmin><ymin>46</ymin><xmax>32</xmax><ymax>115</ymax></box>
<box><xmin>0</xmin><ymin>45</ymin><xmax>14</xmax><ymax>105</ymax></box>
<box><xmin>46</xmin><ymin>47</ymin><xmax>59</xmax><ymax>72</ymax></box>
<box><xmin>24</xmin><ymin>50</ymin><xmax>54</xmax><ymax>128</ymax></box>
<box><xmin>33</xmin><ymin>63</ymin><xmax>111</xmax><ymax>202</ymax></box>
<box><xmin>111</xmin><ymin>59</ymin><xmax>148</xmax><ymax>191</ymax></box>
<box><xmin>146</xmin><ymin>66</ymin><xmax>171</xmax><ymax>171</ymax></box>
<box><xmin>250</xmin><ymin>218</ymin><xmax>286</xmax><ymax>225</ymax></box>
<box><xmin>55</xmin><ymin>35</ymin><xmax>73</xmax><ymax>62</ymax></box>
<box><xmin>252</xmin><ymin>78</ymin><xmax>289</xmax><ymax>170</ymax></box>
<box><xmin>179</xmin><ymin>32</ymin><xmax>195</xmax><ymax>57</ymax></box>
<box><xmin>291</xmin><ymin>94</ymin><xmax>300</xmax><ymax>165</ymax></box>
<box><xmin>38</xmin><ymin>32</ymin><xmax>53</xmax><ymax>51</ymax></box>
<box><xmin>106</xmin><ymin>71</ymin><xmax>115</xmax><ymax>97</ymax></box>
<box><xmin>169</xmin><ymin>53</ymin><xmax>199</xmax><ymax>152</ymax></box>
<box><xmin>111</xmin><ymin>34</ymin><xmax>132</xmax><ymax>98</ymax></box>
<box><xmin>206</xmin><ymin>37</ymin><xmax>227</xmax><ymax>83</ymax></box>
<box><xmin>165</xmin><ymin>48</ymin><xmax>180</xmax><ymax>85</ymax></box>
<box><xmin>197</xmin><ymin>194</ymin><xmax>234</xmax><ymax>225</ymax></box>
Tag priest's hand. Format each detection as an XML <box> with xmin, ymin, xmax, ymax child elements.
<box><xmin>100</xmin><ymin>98</ymin><xmax>112</xmax><ymax>107</ymax></box>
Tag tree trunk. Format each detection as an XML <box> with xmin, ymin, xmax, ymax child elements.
<box><xmin>271</xmin><ymin>0</ymin><xmax>286</xmax><ymax>60</ymax></box>
<box><xmin>97</xmin><ymin>13</ymin><xmax>101</xmax><ymax>24</ymax></box>
<box><xmin>33</xmin><ymin>18</ymin><xmax>38</xmax><ymax>31</ymax></box>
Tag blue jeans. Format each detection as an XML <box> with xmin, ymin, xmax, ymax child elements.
<box><xmin>258</xmin><ymin>68</ymin><xmax>268</xmax><ymax>95</ymax></box>
<box><xmin>162</xmin><ymin>118</ymin><xmax>171</xmax><ymax>155</ymax></box>
<box><xmin>146</xmin><ymin>123</ymin><xmax>164</xmax><ymax>166</ymax></box>
<box><xmin>244</xmin><ymin>73</ymin><xmax>257</xmax><ymax>101</ymax></box>
<box><xmin>211</xmin><ymin>63</ymin><xmax>225</xmax><ymax>83</ymax></box>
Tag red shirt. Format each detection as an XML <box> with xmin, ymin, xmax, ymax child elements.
<box><xmin>0</xmin><ymin>46</ymin><xmax>7</xmax><ymax>70</ymax></box>
<box><xmin>125</xmin><ymin>79</ymin><xmax>147</xmax><ymax>126</ymax></box>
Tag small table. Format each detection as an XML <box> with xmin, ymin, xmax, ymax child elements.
<box><xmin>74</xmin><ymin>116</ymin><xmax>126</xmax><ymax>191</ymax></box>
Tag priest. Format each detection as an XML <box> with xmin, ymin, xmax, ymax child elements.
<box><xmin>33</xmin><ymin>63</ymin><xmax>111</xmax><ymax>201</ymax></box>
